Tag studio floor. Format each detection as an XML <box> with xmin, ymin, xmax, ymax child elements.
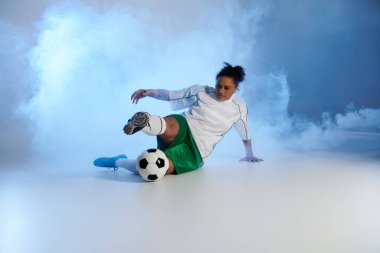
<box><xmin>1</xmin><ymin>152</ymin><xmax>380</xmax><ymax>253</ymax></box>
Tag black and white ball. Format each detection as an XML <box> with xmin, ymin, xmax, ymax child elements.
<box><xmin>136</xmin><ymin>149</ymin><xmax>169</xmax><ymax>182</ymax></box>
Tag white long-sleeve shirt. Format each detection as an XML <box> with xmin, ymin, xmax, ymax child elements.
<box><xmin>168</xmin><ymin>85</ymin><xmax>251</xmax><ymax>160</ymax></box>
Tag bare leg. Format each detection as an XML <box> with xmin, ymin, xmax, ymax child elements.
<box><xmin>165</xmin><ymin>158</ymin><xmax>176</xmax><ymax>175</ymax></box>
<box><xmin>159</xmin><ymin>117</ymin><xmax>179</xmax><ymax>175</ymax></box>
<box><xmin>159</xmin><ymin>117</ymin><xmax>179</xmax><ymax>145</ymax></box>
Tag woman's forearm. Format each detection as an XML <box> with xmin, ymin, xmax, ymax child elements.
<box><xmin>146</xmin><ymin>89</ymin><xmax>170</xmax><ymax>101</ymax></box>
<box><xmin>241</xmin><ymin>138</ymin><xmax>263</xmax><ymax>162</ymax></box>
<box><xmin>242</xmin><ymin>139</ymin><xmax>253</xmax><ymax>158</ymax></box>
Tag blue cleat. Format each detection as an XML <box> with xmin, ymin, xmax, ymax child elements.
<box><xmin>93</xmin><ymin>154</ymin><xmax>127</xmax><ymax>171</ymax></box>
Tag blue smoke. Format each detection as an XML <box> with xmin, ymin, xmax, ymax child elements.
<box><xmin>254</xmin><ymin>0</ymin><xmax>380</xmax><ymax>118</ymax></box>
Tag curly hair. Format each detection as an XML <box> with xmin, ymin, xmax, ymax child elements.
<box><xmin>216</xmin><ymin>62</ymin><xmax>246</xmax><ymax>86</ymax></box>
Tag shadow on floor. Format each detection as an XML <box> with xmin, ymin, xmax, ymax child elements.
<box><xmin>95</xmin><ymin>170</ymin><xmax>146</xmax><ymax>183</ymax></box>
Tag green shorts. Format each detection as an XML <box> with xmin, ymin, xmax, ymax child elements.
<box><xmin>156</xmin><ymin>114</ymin><xmax>203</xmax><ymax>174</ymax></box>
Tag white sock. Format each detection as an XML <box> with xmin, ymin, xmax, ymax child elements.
<box><xmin>115</xmin><ymin>158</ymin><xmax>138</xmax><ymax>175</ymax></box>
<box><xmin>142</xmin><ymin>115</ymin><xmax>167</xmax><ymax>136</ymax></box>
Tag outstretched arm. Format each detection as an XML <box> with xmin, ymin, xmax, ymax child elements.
<box><xmin>240</xmin><ymin>139</ymin><xmax>263</xmax><ymax>163</ymax></box>
<box><xmin>131</xmin><ymin>89</ymin><xmax>169</xmax><ymax>104</ymax></box>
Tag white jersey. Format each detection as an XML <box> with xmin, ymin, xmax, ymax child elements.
<box><xmin>168</xmin><ymin>85</ymin><xmax>251</xmax><ymax>160</ymax></box>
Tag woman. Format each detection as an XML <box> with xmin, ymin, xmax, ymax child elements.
<box><xmin>94</xmin><ymin>62</ymin><xmax>263</xmax><ymax>175</ymax></box>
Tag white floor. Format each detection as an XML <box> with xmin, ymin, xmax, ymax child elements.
<box><xmin>1</xmin><ymin>152</ymin><xmax>380</xmax><ymax>253</ymax></box>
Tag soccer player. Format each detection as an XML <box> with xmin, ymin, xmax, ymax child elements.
<box><xmin>94</xmin><ymin>62</ymin><xmax>263</xmax><ymax>175</ymax></box>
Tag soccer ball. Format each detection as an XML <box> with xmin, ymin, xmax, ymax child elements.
<box><xmin>136</xmin><ymin>149</ymin><xmax>169</xmax><ymax>182</ymax></box>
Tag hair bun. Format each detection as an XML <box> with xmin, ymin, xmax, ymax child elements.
<box><xmin>216</xmin><ymin>62</ymin><xmax>246</xmax><ymax>85</ymax></box>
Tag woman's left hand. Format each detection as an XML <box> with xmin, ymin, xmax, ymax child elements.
<box><xmin>240</xmin><ymin>156</ymin><xmax>263</xmax><ymax>162</ymax></box>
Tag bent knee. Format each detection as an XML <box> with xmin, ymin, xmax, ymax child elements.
<box><xmin>161</xmin><ymin>117</ymin><xmax>179</xmax><ymax>144</ymax></box>
<box><xmin>165</xmin><ymin>158</ymin><xmax>176</xmax><ymax>175</ymax></box>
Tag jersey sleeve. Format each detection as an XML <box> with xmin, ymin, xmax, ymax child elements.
<box><xmin>168</xmin><ymin>85</ymin><xmax>206</xmax><ymax>111</ymax></box>
<box><xmin>233</xmin><ymin>100</ymin><xmax>251</xmax><ymax>140</ymax></box>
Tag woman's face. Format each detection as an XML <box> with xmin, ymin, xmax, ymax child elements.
<box><xmin>215</xmin><ymin>76</ymin><xmax>237</xmax><ymax>101</ymax></box>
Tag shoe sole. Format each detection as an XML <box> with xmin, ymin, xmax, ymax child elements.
<box><xmin>123</xmin><ymin>112</ymin><xmax>150</xmax><ymax>135</ymax></box>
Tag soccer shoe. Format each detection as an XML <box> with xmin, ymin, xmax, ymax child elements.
<box><xmin>123</xmin><ymin>112</ymin><xmax>150</xmax><ymax>135</ymax></box>
<box><xmin>93</xmin><ymin>154</ymin><xmax>127</xmax><ymax>171</ymax></box>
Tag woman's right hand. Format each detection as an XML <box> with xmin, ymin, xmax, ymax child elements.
<box><xmin>131</xmin><ymin>89</ymin><xmax>149</xmax><ymax>104</ymax></box>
